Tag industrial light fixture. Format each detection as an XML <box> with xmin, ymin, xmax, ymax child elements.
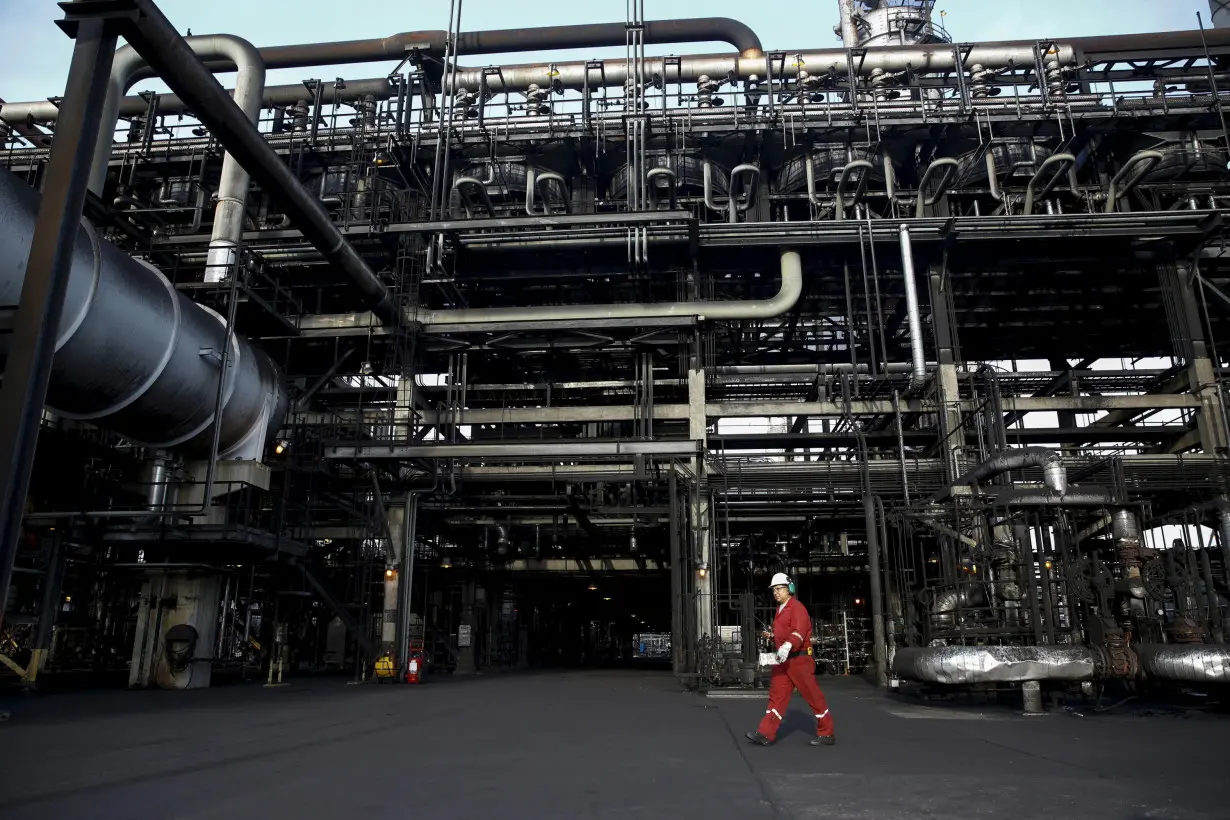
<box><xmin>854</xmin><ymin>598</ymin><xmax>863</xmax><ymax>605</ymax></box>
<box><xmin>629</xmin><ymin>532</ymin><xmax>638</xmax><ymax>554</ymax></box>
<box><xmin>385</xmin><ymin>568</ymin><xmax>396</xmax><ymax>578</ymax></box>
<box><xmin>603</xmin><ymin>597</ymin><xmax>612</xmax><ymax>602</ymax></box>
<box><xmin>440</xmin><ymin>555</ymin><xmax>452</xmax><ymax>569</ymax></box>
<box><xmin>696</xmin><ymin>561</ymin><xmax>709</xmax><ymax>579</ymax></box>
<box><xmin>274</xmin><ymin>439</ymin><xmax>289</xmax><ymax>455</ymax></box>
<box><xmin>588</xmin><ymin>583</ymin><xmax>598</xmax><ymax>591</ymax></box>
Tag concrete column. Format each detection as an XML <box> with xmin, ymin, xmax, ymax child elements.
<box><xmin>382</xmin><ymin>503</ymin><xmax>405</xmax><ymax>658</ymax></box>
<box><xmin>129</xmin><ymin>570</ymin><xmax>222</xmax><ymax>690</ymax></box>
<box><xmin>687</xmin><ymin>367</ymin><xmax>713</xmax><ymax>643</ymax></box>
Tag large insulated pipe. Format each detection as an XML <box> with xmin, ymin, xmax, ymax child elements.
<box><xmin>302</xmin><ymin>249</ymin><xmax>802</xmax><ymax>331</ymax></box>
<box><xmin>112</xmin><ymin>1</ymin><xmax>396</xmax><ymax>324</ymax></box>
<box><xmin>226</xmin><ymin>18</ymin><xmax>764</xmax><ymax>68</ymax></box>
<box><xmin>897</xmin><ymin>225</ymin><xmax>927</xmax><ymax>392</ymax></box>
<box><xmin>440</xmin><ymin>43</ymin><xmax>1078</xmax><ymax>93</ymax></box>
<box><xmin>1136</xmin><ymin>643</ymin><xmax>1230</xmax><ymax>683</ymax></box>
<box><xmin>1111</xmin><ymin>509</ymin><xmax>1147</xmax><ymax>602</ymax></box>
<box><xmin>85</xmin><ymin>37</ymin><xmax>267</xmax><ymax>284</ymax></box>
<box><xmin>1213</xmin><ymin>0</ymin><xmax>1230</xmax><ymax>29</ymax></box>
<box><xmin>0</xmin><ymin>169</ymin><xmax>282</xmax><ymax>456</ymax></box>
<box><xmin>89</xmin><ymin>37</ymin><xmax>264</xmax><ymax>200</ymax></box>
<box><xmin>838</xmin><ymin>0</ymin><xmax>861</xmax><ymax>48</ymax></box>
<box><xmin>891</xmin><ymin>645</ymin><xmax>1102</xmax><ymax>684</ymax></box>
<box><xmin>931</xmin><ymin>447</ymin><xmax>1066</xmax><ymax>503</ymax></box>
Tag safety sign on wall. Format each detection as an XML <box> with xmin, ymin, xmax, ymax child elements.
<box><xmin>458</xmin><ymin>624</ymin><xmax>472</xmax><ymax>647</ymax></box>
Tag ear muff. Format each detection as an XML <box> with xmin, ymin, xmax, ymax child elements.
<box><xmin>788</xmin><ymin>580</ymin><xmax>797</xmax><ymax>595</ymax></box>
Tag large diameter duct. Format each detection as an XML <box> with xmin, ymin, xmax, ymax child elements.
<box><xmin>302</xmin><ymin>249</ymin><xmax>802</xmax><ymax>331</ymax></box>
<box><xmin>931</xmin><ymin>447</ymin><xmax>1066</xmax><ymax>503</ymax></box>
<box><xmin>1213</xmin><ymin>1</ymin><xmax>1230</xmax><ymax>29</ymax></box>
<box><xmin>0</xmin><ymin>169</ymin><xmax>283</xmax><ymax>456</ymax></box>
<box><xmin>838</xmin><ymin>0</ymin><xmax>860</xmax><ymax>48</ymax></box>
<box><xmin>892</xmin><ymin>645</ymin><xmax>1101</xmax><ymax>684</ymax></box>
<box><xmin>1136</xmin><ymin>644</ymin><xmax>1230</xmax><ymax>684</ymax></box>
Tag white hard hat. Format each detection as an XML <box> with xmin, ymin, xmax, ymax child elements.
<box><xmin>769</xmin><ymin>572</ymin><xmax>791</xmax><ymax>589</ymax></box>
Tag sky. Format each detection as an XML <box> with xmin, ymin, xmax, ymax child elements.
<box><xmin>0</xmin><ymin>0</ymin><xmax>1215</xmax><ymax>104</ymax></box>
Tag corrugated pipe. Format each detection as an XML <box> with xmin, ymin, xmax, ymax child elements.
<box><xmin>0</xmin><ymin>168</ymin><xmax>284</xmax><ymax>457</ymax></box>
<box><xmin>113</xmin><ymin>0</ymin><xmax>396</xmax><ymax>324</ymax></box>
<box><xmin>931</xmin><ymin>447</ymin><xmax>1066</xmax><ymax>503</ymax></box>
<box><xmin>1136</xmin><ymin>644</ymin><xmax>1230</xmax><ymax>684</ymax></box>
<box><xmin>892</xmin><ymin>645</ymin><xmax>1102</xmax><ymax>684</ymax></box>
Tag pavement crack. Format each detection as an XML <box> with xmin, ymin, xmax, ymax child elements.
<box><xmin>714</xmin><ymin>706</ymin><xmax>784</xmax><ymax>818</ymax></box>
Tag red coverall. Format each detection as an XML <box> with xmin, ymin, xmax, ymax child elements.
<box><xmin>756</xmin><ymin>596</ymin><xmax>834</xmax><ymax>741</ymax></box>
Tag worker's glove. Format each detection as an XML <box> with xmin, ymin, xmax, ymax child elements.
<box><xmin>776</xmin><ymin>642</ymin><xmax>792</xmax><ymax>664</ymax></box>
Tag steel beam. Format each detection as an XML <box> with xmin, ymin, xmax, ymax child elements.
<box><xmin>0</xmin><ymin>13</ymin><xmax>119</xmax><ymax>630</ymax></box>
<box><xmin>323</xmin><ymin>440</ymin><xmax>701</xmax><ymax>459</ymax></box>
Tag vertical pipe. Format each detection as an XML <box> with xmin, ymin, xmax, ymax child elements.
<box><xmin>669</xmin><ymin>468</ymin><xmax>683</xmax><ymax>676</ymax></box>
<box><xmin>839</xmin><ymin>0</ymin><xmax>861</xmax><ymax>48</ymax></box>
<box><xmin>858</xmin><ymin>429</ymin><xmax>888</xmax><ymax>686</ymax></box>
<box><xmin>400</xmin><ymin>492</ymin><xmax>420</xmax><ymax>669</ymax></box>
<box><xmin>26</xmin><ymin>532</ymin><xmax>64</xmax><ymax>685</ymax></box>
<box><xmin>0</xmin><ymin>18</ymin><xmax>119</xmax><ymax>630</ymax></box>
<box><xmin>898</xmin><ymin>225</ymin><xmax>928</xmax><ymax>392</ymax></box>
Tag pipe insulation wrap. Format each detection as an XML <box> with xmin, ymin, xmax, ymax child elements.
<box><xmin>1136</xmin><ymin>644</ymin><xmax>1230</xmax><ymax>684</ymax></box>
<box><xmin>891</xmin><ymin>645</ymin><xmax>1100</xmax><ymax>684</ymax></box>
<box><xmin>933</xmin><ymin>447</ymin><xmax>1067</xmax><ymax>502</ymax></box>
<box><xmin>0</xmin><ymin>168</ymin><xmax>284</xmax><ymax>456</ymax></box>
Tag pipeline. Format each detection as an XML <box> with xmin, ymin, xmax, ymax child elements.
<box><xmin>0</xmin><ymin>168</ymin><xmax>283</xmax><ymax>457</ymax></box>
<box><xmin>1111</xmin><ymin>509</ymin><xmax>1147</xmax><ymax>602</ymax></box>
<box><xmin>301</xmin><ymin>248</ymin><xmax>802</xmax><ymax>330</ymax></box>
<box><xmin>891</xmin><ymin>645</ymin><xmax>1102</xmax><ymax>684</ymax></box>
<box><xmin>15</xmin><ymin>27</ymin><xmax>1230</xmax><ymax>126</ymax></box>
<box><xmin>930</xmin><ymin>584</ymin><xmax>988</xmax><ymax>628</ymax></box>
<box><xmin>442</xmin><ymin>43</ymin><xmax>1078</xmax><ymax>93</ymax></box>
<box><xmin>1136</xmin><ymin>643</ymin><xmax>1230</xmax><ymax>684</ymax></box>
<box><xmin>931</xmin><ymin>447</ymin><xmax>1066</xmax><ymax>503</ymax></box>
<box><xmin>111</xmin><ymin>0</ymin><xmax>396</xmax><ymax>324</ymax></box>
<box><xmin>897</xmin><ymin>225</ymin><xmax>927</xmax><ymax>392</ymax></box>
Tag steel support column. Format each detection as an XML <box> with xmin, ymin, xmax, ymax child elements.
<box><xmin>1169</xmin><ymin>263</ymin><xmax>1229</xmax><ymax>453</ymax></box>
<box><xmin>0</xmin><ymin>12</ymin><xmax>119</xmax><ymax>630</ymax></box>
<box><xmin>687</xmin><ymin>367</ymin><xmax>713</xmax><ymax>647</ymax></box>
<box><xmin>927</xmin><ymin>264</ymin><xmax>964</xmax><ymax>480</ymax></box>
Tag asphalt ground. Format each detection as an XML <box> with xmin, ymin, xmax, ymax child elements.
<box><xmin>0</xmin><ymin>671</ymin><xmax>1226</xmax><ymax>819</ymax></box>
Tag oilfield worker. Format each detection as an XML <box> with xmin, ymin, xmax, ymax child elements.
<box><xmin>746</xmin><ymin>572</ymin><xmax>836</xmax><ymax>747</ymax></box>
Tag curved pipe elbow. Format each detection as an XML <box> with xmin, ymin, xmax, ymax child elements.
<box><xmin>933</xmin><ymin>447</ymin><xmax>1066</xmax><ymax>502</ymax></box>
<box><xmin>416</xmin><ymin>248</ymin><xmax>801</xmax><ymax>326</ymax></box>
<box><xmin>92</xmin><ymin>35</ymin><xmax>267</xmax><ymax>195</ymax></box>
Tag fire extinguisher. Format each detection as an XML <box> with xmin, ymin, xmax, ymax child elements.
<box><xmin>405</xmin><ymin>639</ymin><xmax>425</xmax><ymax>684</ymax></box>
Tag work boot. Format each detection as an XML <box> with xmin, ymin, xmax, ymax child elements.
<box><xmin>809</xmin><ymin>734</ymin><xmax>836</xmax><ymax>747</ymax></box>
<box><xmin>745</xmin><ymin>731</ymin><xmax>772</xmax><ymax>746</ymax></box>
